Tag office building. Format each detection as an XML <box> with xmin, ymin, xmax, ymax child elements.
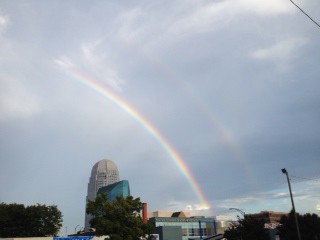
<box><xmin>149</xmin><ymin>216</ymin><xmax>234</xmax><ymax>240</ymax></box>
<box><xmin>84</xmin><ymin>159</ymin><xmax>120</xmax><ymax>230</ymax></box>
<box><xmin>97</xmin><ymin>180</ymin><xmax>130</xmax><ymax>200</ymax></box>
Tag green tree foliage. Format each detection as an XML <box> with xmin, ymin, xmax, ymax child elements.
<box><xmin>0</xmin><ymin>202</ymin><xmax>63</xmax><ymax>238</ymax></box>
<box><xmin>86</xmin><ymin>193</ymin><xmax>152</xmax><ymax>240</ymax></box>
<box><xmin>277</xmin><ymin>210</ymin><xmax>320</xmax><ymax>240</ymax></box>
<box><xmin>223</xmin><ymin>216</ymin><xmax>269</xmax><ymax>240</ymax></box>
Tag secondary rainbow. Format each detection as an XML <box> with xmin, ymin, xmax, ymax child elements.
<box><xmin>57</xmin><ymin>63</ymin><xmax>210</xmax><ymax>210</ymax></box>
<box><xmin>122</xmin><ymin>41</ymin><xmax>257</xmax><ymax>185</ymax></box>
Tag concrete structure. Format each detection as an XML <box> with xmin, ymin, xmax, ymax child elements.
<box><xmin>97</xmin><ymin>180</ymin><xmax>130</xmax><ymax>200</ymax></box>
<box><xmin>153</xmin><ymin>226</ymin><xmax>181</xmax><ymax>240</ymax></box>
<box><xmin>212</xmin><ymin>216</ymin><xmax>234</xmax><ymax>221</ymax></box>
<box><xmin>84</xmin><ymin>159</ymin><xmax>120</xmax><ymax>230</ymax></box>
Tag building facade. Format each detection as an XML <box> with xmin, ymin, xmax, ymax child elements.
<box><xmin>246</xmin><ymin>211</ymin><xmax>288</xmax><ymax>223</ymax></box>
<box><xmin>147</xmin><ymin>211</ymin><xmax>191</xmax><ymax>219</ymax></box>
<box><xmin>97</xmin><ymin>180</ymin><xmax>130</xmax><ymax>200</ymax></box>
<box><xmin>84</xmin><ymin>159</ymin><xmax>120</xmax><ymax>230</ymax></box>
<box><xmin>148</xmin><ymin>217</ymin><xmax>232</xmax><ymax>240</ymax></box>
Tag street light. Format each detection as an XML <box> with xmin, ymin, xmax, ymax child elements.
<box><xmin>229</xmin><ymin>208</ymin><xmax>245</xmax><ymax>217</ymax></box>
<box><xmin>75</xmin><ymin>225</ymin><xmax>80</xmax><ymax>234</ymax></box>
<box><xmin>281</xmin><ymin>168</ymin><xmax>301</xmax><ymax>240</ymax></box>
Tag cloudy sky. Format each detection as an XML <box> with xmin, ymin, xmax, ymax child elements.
<box><xmin>1</xmin><ymin>0</ymin><xmax>320</xmax><ymax>233</ymax></box>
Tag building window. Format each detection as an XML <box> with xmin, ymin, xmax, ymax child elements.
<box><xmin>182</xmin><ymin>229</ymin><xmax>187</xmax><ymax>236</ymax></box>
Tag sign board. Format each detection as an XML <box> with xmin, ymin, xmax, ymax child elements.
<box><xmin>151</xmin><ymin>234</ymin><xmax>159</xmax><ymax>240</ymax></box>
<box><xmin>264</xmin><ymin>223</ymin><xmax>280</xmax><ymax>229</ymax></box>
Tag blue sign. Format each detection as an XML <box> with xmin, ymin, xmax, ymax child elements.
<box><xmin>54</xmin><ymin>236</ymin><xmax>94</xmax><ymax>240</ymax></box>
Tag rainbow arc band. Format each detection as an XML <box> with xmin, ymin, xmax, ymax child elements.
<box><xmin>121</xmin><ymin>42</ymin><xmax>256</xmax><ymax>186</ymax></box>
<box><xmin>58</xmin><ymin>66</ymin><xmax>210</xmax><ymax>211</ymax></box>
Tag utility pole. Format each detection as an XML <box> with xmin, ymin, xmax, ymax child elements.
<box><xmin>281</xmin><ymin>168</ymin><xmax>301</xmax><ymax>240</ymax></box>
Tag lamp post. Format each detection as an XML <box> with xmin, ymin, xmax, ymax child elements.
<box><xmin>75</xmin><ymin>225</ymin><xmax>80</xmax><ymax>234</ymax></box>
<box><xmin>229</xmin><ymin>208</ymin><xmax>245</xmax><ymax>217</ymax></box>
<box><xmin>281</xmin><ymin>168</ymin><xmax>301</xmax><ymax>240</ymax></box>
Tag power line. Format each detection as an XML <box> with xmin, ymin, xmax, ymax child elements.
<box><xmin>291</xmin><ymin>175</ymin><xmax>320</xmax><ymax>183</ymax></box>
<box><xmin>289</xmin><ymin>0</ymin><xmax>320</xmax><ymax>28</ymax></box>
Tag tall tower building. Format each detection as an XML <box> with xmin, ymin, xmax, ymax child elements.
<box><xmin>84</xmin><ymin>159</ymin><xmax>120</xmax><ymax>230</ymax></box>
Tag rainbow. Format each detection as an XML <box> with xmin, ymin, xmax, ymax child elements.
<box><xmin>120</xmin><ymin>41</ymin><xmax>257</xmax><ymax>186</ymax></box>
<box><xmin>56</xmin><ymin>62</ymin><xmax>210</xmax><ymax>211</ymax></box>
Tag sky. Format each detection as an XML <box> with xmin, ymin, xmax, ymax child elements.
<box><xmin>0</xmin><ymin>0</ymin><xmax>320</xmax><ymax>234</ymax></box>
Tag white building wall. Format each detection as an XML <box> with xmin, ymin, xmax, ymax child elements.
<box><xmin>0</xmin><ymin>238</ymin><xmax>52</xmax><ymax>240</ymax></box>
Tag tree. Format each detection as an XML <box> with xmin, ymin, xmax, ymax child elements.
<box><xmin>277</xmin><ymin>210</ymin><xmax>320</xmax><ymax>240</ymax></box>
<box><xmin>223</xmin><ymin>216</ymin><xmax>269</xmax><ymax>240</ymax></box>
<box><xmin>86</xmin><ymin>193</ymin><xmax>152</xmax><ymax>240</ymax></box>
<box><xmin>0</xmin><ymin>202</ymin><xmax>63</xmax><ymax>238</ymax></box>
<box><xmin>26</xmin><ymin>204</ymin><xmax>63</xmax><ymax>237</ymax></box>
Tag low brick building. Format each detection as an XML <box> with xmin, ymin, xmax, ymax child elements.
<box><xmin>246</xmin><ymin>210</ymin><xmax>288</xmax><ymax>223</ymax></box>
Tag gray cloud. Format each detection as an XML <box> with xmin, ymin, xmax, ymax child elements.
<box><xmin>0</xmin><ymin>0</ymin><xmax>319</xmax><ymax>231</ymax></box>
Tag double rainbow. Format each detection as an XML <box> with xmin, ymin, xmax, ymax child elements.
<box><xmin>56</xmin><ymin>62</ymin><xmax>210</xmax><ymax>211</ymax></box>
